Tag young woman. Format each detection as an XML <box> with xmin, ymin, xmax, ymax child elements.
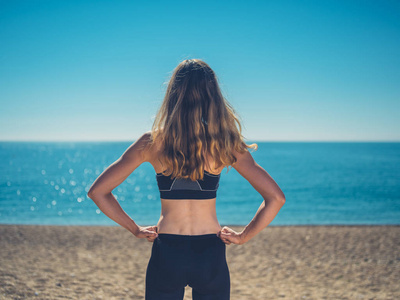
<box><xmin>88</xmin><ymin>59</ymin><xmax>285</xmax><ymax>300</ymax></box>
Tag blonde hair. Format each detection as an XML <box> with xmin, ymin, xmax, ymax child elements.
<box><xmin>150</xmin><ymin>59</ymin><xmax>257</xmax><ymax>181</ymax></box>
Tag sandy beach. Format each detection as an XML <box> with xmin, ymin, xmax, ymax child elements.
<box><xmin>0</xmin><ymin>225</ymin><xmax>399</xmax><ymax>299</ymax></box>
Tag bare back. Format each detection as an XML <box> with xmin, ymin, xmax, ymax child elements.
<box><xmin>147</xmin><ymin>138</ymin><xmax>224</xmax><ymax>235</ymax></box>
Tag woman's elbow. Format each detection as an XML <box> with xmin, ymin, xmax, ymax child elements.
<box><xmin>277</xmin><ymin>194</ymin><xmax>286</xmax><ymax>205</ymax></box>
<box><xmin>87</xmin><ymin>190</ymin><xmax>94</xmax><ymax>199</ymax></box>
<box><xmin>87</xmin><ymin>188</ymin><xmax>111</xmax><ymax>200</ymax></box>
<box><xmin>87</xmin><ymin>188</ymin><xmax>99</xmax><ymax>199</ymax></box>
<box><xmin>265</xmin><ymin>192</ymin><xmax>286</xmax><ymax>205</ymax></box>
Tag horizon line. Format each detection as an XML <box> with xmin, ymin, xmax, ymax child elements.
<box><xmin>1</xmin><ymin>139</ymin><xmax>399</xmax><ymax>143</ymax></box>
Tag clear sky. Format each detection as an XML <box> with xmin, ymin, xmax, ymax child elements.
<box><xmin>1</xmin><ymin>0</ymin><xmax>399</xmax><ymax>142</ymax></box>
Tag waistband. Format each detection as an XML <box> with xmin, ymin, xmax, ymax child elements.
<box><xmin>157</xmin><ymin>233</ymin><xmax>219</xmax><ymax>241</ymax></box>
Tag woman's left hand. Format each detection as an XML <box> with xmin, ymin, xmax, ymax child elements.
<box><xmin>134</xmin><ymin>225</ymin><xmax>158</xmax><ymax>242</ymax></box>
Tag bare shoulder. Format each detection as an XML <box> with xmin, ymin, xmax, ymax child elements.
<box><xmin>140</xmin><ymin>131</ymin><xmax>164</xmax><ymax>163</ymax></box>
<box><xmin>122</xmin><ymin>131</ymin><xmax>154</xmax><ymax>162</ymax></box>
<box><xmin>232</xmin><ymin>148</ymin><xmax>256</xmax><ymax>168</ymax></box>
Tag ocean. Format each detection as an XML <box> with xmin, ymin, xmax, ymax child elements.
<box><xmin>1</xmin><ymin>141</ymin><xmax>399</xmax><ymax>226</ymax></box>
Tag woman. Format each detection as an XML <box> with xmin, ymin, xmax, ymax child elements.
<box><xmin>87</xmin><ymin>59</ymin><xmax>285</xmax><ymax>300</ymax></box>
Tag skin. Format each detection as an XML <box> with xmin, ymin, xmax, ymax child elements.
<box><xmin>88</xmin><ymin>132</ymin><xmax>285</xmax><ymax>246</ymax></box>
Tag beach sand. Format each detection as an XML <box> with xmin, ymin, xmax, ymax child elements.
<box><xmin>1</xmin><ymin>225</ymin><xmax>399</xmax><ymax>300</ymax></box>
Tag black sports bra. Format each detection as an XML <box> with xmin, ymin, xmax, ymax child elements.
<box><xmin>155</xmin><ymin>170</ymin><xmax>221</xmax><ymax>200</ymax></box>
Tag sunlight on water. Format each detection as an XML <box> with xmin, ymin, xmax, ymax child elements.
<box><xmin>0</xmin><ymin>141</ymin><xmax>399</xmax><ymax>225</ymax></box>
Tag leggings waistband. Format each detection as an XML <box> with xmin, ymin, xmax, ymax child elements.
<box><xmin>157</xmin><ymin>233</ymin><xmax>219</xmax><ymax>241</ymax></box>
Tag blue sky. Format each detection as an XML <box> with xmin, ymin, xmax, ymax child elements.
<box><xmin>1</xmin><ymin>0</ymin><xmax>399</xmax><ymax>141</ymax></box>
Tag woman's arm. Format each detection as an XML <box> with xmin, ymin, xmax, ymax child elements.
<box><xmin>219</xmin><ymin>149</ymin><xmax>286</xmax><ymax>245</ymax></box>
<box><xmin>87</xmin><ymin>132</ymin><xmax>155</xmax><ymax>238</ymax></box>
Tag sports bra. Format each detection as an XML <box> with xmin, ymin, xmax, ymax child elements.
<box><xmin>155</xmin><ymin>170</ymin><xmax>221</xmax><ymax>200</ymax></box>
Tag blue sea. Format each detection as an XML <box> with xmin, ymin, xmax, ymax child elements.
<box><xmin>0</xmin><ymin>142</ymin><xmax>399</xmax><ymax>226</ymax></box>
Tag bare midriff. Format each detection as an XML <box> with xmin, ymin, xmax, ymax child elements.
<box><xmin>156</xmin><ymin>198</ymin><xmax>222</xmax><ymax>235</ymax></box>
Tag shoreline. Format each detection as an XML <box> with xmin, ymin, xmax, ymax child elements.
<box><xmin>1</xmin><ymin>223</ymin><xmax>399</xmax><ymax>227</ymax></box>
<box><xmin>1</xmin><ymin>224</ymin><xmax>399</xmax><ymax>299</ymax></box>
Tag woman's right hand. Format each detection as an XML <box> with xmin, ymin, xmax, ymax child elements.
<box><xmin>217</xmin><ymin>226</ymin><xmax>245</xmax><ymax>245</ymax></box>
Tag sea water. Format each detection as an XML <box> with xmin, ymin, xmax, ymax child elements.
<box><xmin>0</xmin><ymin>141</ymin><xmax>399</xmax><ymax>226</ymax></box>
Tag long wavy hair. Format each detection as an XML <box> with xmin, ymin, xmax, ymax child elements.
<box><xmin>150</xmin><ymin>59</ymin><xmax>257</xmax><ymax>181</ymax></box>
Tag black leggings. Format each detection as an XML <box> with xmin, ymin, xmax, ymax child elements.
<box><xmin>145</xmin><ymin>233</ymin><xmax>230</xmax><ymax>300</ymax></box>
